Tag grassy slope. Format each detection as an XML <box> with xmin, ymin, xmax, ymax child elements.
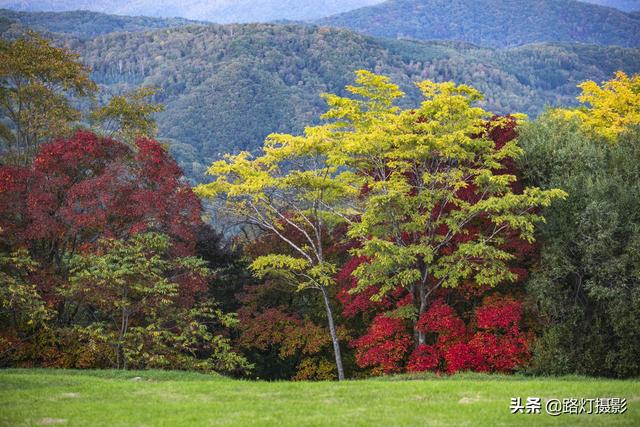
<box><xmin>0</xmin><ymin>370</ymin><xmax>638</xmax><ymax>426</ymax></box>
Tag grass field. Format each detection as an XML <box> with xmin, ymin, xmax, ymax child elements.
<box><xmin>0</xmin><ymin>370</ymin><xmax>638</xmax><ymax>426</ymax></box>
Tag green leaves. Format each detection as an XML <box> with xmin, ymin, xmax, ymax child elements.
<box><xmin>90</xmin><ymin>86</ymin><xmax>164</xmax><ymax>144</ymax></box>
<box><xmin>0</xmin><ymin>249</ymin><xmax>52</xmax><ymax>331</ymax></box>
<box><xmin>0</xmin><ymin>32</ymin><xmax>96</xmax><ymax>165</ymax></box>
<box><xmin>59</xmin><ymin>232</ymin><xmax>250</xmax><ymax>373</ymax></box>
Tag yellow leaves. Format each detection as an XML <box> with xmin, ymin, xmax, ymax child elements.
<box><xmin>251</xmin><ymin>254</ymin><xmax>310</xmax><ymax>276</ymax></box>
<box><xmin>346</xmin><ymin>70</ymin><xmax>405</xmax><ymax>106</ymax></box>
<box><xmin>250</xmin><ymin>255</ymin><xmax>337</xmax><ymax>291</ymax></box>
<box><xmin>195</xmin><ymin>151</ymin><xmax>276</xmax><ymax>199</ymax></box>
<box><xmin>196</xmin><ymin>70</ymin><xmax>568</xmax><ymax>298</ymax></box>
<box><xmin>569</xmin><ymin>71</ymin><xmax>640</xmax><ymax>143</ymax></box>
<box><xmin>416</xmin><ymin>80</ymin><xmax>483</xmax><ymax>103</ymax></box>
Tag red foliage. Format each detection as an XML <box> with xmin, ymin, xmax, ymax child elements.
<box><xmin>415</xmin><ymin>299</ymin><xmax>467</xmax><ymax>344</ymax></box>
<box><xmin>474</xmin><ymin>295</ymin><xmax>523</xmax><ymax>331</ymax></box>
<box><xmin>412</xmin><ymin>296</ymin><xmax>531</xmax><ymax>374</ymax></box>
<box><xmin>443</xmin><ymin>342</ymin><xmax>487</xmax><ymax>373</ymax></box>
<box><xmin>336</xmin><ymin>256</ymin><xmax>396</xmax><ymax>318</ymax></box>
<box><xmin>0</xmin><ymin>131</ymin><xmax>206</xmax><ymax>301</ymax></box>
<box><xmin>351</xmin><ymin>314</ymin><xmax>413</xmax><ymax>374</ymax></box>
<box><xmin>407</xmin><ymin>344</ymin><xmax>440</xmax><ymax>372</ymax></box>
<box><xmin>237</xmin><ymin>306</ymin><xmax>330</xmax><ymax>358</ymax></box>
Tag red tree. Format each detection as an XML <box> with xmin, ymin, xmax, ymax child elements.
<box><xmin>0</xmin><ymin>130</ymin><xmax>206</xmax><ymax>303</ymax></box>
<box><xmin>337</xmin><ymin>117</ymin><xmax>536</xmax><ymax>375</ymax></box>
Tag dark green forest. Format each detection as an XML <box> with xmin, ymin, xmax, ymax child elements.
<box><xmin>319</xmin><ymin>0</ymin><xmax>640</xmax><ymax>48</ymax></box>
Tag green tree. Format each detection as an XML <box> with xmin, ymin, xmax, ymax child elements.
<box><xmin>64</xmin><ymin>232</ymin><xmax>250</xmax><ymax>373</ymax></box>
<box><xmin>520</xmin><ymin>113</ymin><xmax>640</xmax><ymax>378</ymax></box>
<box><xmin>90</xmin><ymin>86</ymin><xmax>164</xmax><ymax>144</ymax></box>
<box><xmin>0</xmin><ymin>31</ymin><xmax>96</xmax><ymax>165</ymax></box>
<box><xmin>324</xmin><ymin>71</ymin><xmax>566</xmax><ymax>345</ymax></box>
<box><xmin>195</xmin><ymin>126</ymin><xmax>357</xmax><ymax>380</ymax></box>
<box><xmin>0</xmin><ymin>249</ymin><xmax>52</xmax><ymax>366</ymax></box>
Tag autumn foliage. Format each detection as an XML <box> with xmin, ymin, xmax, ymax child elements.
<box><xmin>0</xmin><ymin>131</ymin><xmax>249</xmax><ymax>372</ymax></box>
<box><xmin>0</xmin><ymin>130</ymin><xmax>206</xmax><ymax>309</ymax></box>
<box><xmin>336</xmin><ymin>117</ymin><xmax>536</xmax><ymax>376</ymax></box>
<box><xmin>1</xmin><ymin>130</ymin><xmax>203</xmax><ymax>256</ymax></box>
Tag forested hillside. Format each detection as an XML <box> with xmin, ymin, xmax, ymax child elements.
<box><xmin>1</xmin><ymin>13</ymin><xmax>639</xmax><ymax>181</ymax></box>
<box><xmin>319</xmin><ymin>0</ymin><xmax>640</xmax><ymax>48</ymax></box>
<box><xmin>0</xmin><ymin>9</ymin><xmax>204</xmax><ymax>38</ymax></box>
<box><xmin>582</xmin><ymin>0</ymin><xmax>640</xmax><ymax>11</ymax></box>
<box><xmin>0</xmin><ymin>0</ymin><xmax>384</xmax><ymax>22</ymax></box>
<box><xmin>64</xmin><ymin>24</ymin><xmax>639</xmax><ymax>180</ymax></box>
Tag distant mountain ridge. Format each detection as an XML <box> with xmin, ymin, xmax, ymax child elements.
<box><xmin>2</xmin><ymin>11</ymin><xmax>639</xmax><ymax>182</ymax></box>
<box><xmin>0</xmin><ymin>9</ymin><xmax>205</xmax><ymax>38</ymax></box>
<box><xmin>581</xmin><ymin>0</ymin><xmax>640</xmax><ymax>11</ymax></box>
<box><xmin>0</xmin><ymin>0</ymin><xmax>384</xmax><ymax>22</ymax></box>
<box><xmin>66</xmin><ymin>23</ymin><xmax>640</xmax><ymax>180</ymax></box>
<box><xmin>318</xmin><ymin>0</ymin><xmax>640</xmax><ymax>48</ymax></box>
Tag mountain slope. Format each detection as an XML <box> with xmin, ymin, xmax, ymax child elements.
<box><xmin>0</xmin><ymin>9</ymin><xmax>204</xmax><ymax>38</ymax></box>
<box><xmin>581</xmin><ymin>0</ymin><xmax>640</xmax><ymax>11</ymax></box>
<box><xmin>318</xmin><ymin>0</ymin><xmax>640</xmax><ymax>48</ymax></box>
<box><xmin>3</xmin><ymin>14</ymin><xmax>639</xmax><ymax>181</ymax></box>
<box><xmin>0</xmin><ymin>0</ymin><xmax>384</xmax><ymax>22</ymax></box>
<box><xmin>56</xmin><ymin>24</ymin><xmax>638</xmax><ymax>181</ymax></box>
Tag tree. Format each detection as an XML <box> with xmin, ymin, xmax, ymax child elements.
<box><xmin>0</xmin><ymin>249</ymin><xmax>53</xmax><ymax>366</ymax></box>
<box><xmin>90</xmin><ymin>87</ymin><xmax>164</xmax><ymax>145</ymax></box>
<box><xmin>63</xmin><ymin>232</ymin><xmax>250</xmax><ymax>373</ymax></box>
<box><xmin>559</xmin><ymin>71</ymin><xmax>640</xmax><ymax>143</ymax></box>
<box><xmin>0</xmin><ymin>131</ymin><xmax>205</xmax><ymax>281</ymax></box>
<box><xmin>519</xmin><ymin>72</ymin><xmax>640</xmax><ymax>378</ymax></box>
<box><xmin>519</xmin><ymin>112</ymin><xmax>640</xmax><ymax>378</ymax></box>
<box><xmin>323</xmin><ymin>71</ymin><xmax>566</xmax><ymax>346</ymax></box>
<box><xmin>0</xmin><ymin>32</ymin><xmax>96</xmax><ymax>165</ymax></box>
<box><xmin>195</xmin><ymin>126</ymin><xmax>357</xmax><ymax>380</ymax></box>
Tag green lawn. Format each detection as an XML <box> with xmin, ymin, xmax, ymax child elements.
<box><xmin>0</xmin><ymin>370</ymin><xmax>638</xmax><ymax>426</ymax></box>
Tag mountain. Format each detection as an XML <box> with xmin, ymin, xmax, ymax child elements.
<box><xmin>0</xmin><ymin>9</ymin><xmax>204</xmax><ymax>38</ymax></box>
<box><xmin>581</xmin><ymin>0</ymin><xmax>640</xmax><ymax>11</ymax></box>
<box><xmin>318</xmin><ymin>0</ymin><xmax>640</xmax><ymax>48</ymax></box>
<box><xmin>2</xmin><ymin>12</ymin><xmax>639</xmax><ymax>182</ymax></box>
<box><xmin>63</xmin><ymin>23</ymin><xmax>639</xmax><ymax>181</ymax></box>
<box><xmin>0</xmin><ymin>1</ymin><xmax>384</xmax><ymax>22</ymax></box>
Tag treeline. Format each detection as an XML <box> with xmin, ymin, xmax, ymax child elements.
<box><xmin>1</xmin><ymin>33</ymin><xmax>639</xmax><ymax>380</ymax></box>
<box><xmin>0</xmin><ymin>34</ymin><xmax>250</xmax><ymax>373</ymax></box>
<box><xmin>0</xmin><ymin>9</ymin><xmax>206</xmax><ymax>39</ymax></box>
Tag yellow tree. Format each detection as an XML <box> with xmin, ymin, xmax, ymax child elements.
<box><xmin>195</xmin><ymin>126</ymin><xmax>357</xmax><ymax>380</ymax></box>
<box><xmin>0</xmin><ymin>32</ymin><xmax>96</xmax><ymax>165</ymax></box>
<box><xmin>324</xmin><ymin>71</ymin><xmax>567</xmax><ymax>345</ymax></box>
<box><xmin>562</xmin><ymin>71</ymin><xmax>640</xmax><ymax>143</ymax></box>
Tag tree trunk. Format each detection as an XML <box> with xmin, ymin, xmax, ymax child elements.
<box><xmin>416</xmin><ymin>284</ymin><xmax>428</xmax><ymax>346</ymax></box>
<box><xmin>320</xmin><ymin>285</ymin><xmax>345</xmax><ymax>381</ymax></box>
